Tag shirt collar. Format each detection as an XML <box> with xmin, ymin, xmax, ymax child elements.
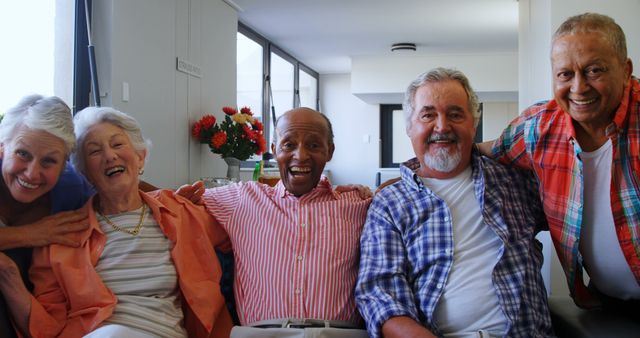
<box><xmin>275</xmin><ymin>175</ymin><xmax>335</xmax><ymax>199</ymax></box>
<box><xmin>400</xmin><ymin>149</ymin><xmax>483</xmax><ymax>191</ymax></box>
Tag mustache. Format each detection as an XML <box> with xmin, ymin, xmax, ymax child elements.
<box><xmin>427</xmin><ymin>132</ymin><xmax>459</xmax><ymax>143</ymax></box>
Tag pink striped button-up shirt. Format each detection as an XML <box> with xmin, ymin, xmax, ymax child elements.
<box><xmin>203</xmin><ymin>176</ymin><xmax>371</xmax><ymax>325</ymax></box>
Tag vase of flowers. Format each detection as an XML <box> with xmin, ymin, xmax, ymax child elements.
<box><xmin>191</xmin><ymin>106</ymin><xmax>266</xmax><ymax>181</ymax></box>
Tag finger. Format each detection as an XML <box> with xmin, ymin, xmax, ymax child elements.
<box><xmin>55</xmin><ymin>220</ymin><xmax>90</xmax><ymax>234</ymax></box>
<box><xmin>46</xmin><ymin>209</ymin><xmax>88</xmax><ymax>224</ymax></box>
<box><xmin>192</xmin><ymin>180</ymin><xmax>205</xmax><ymax>190</ymax></box>
<box><xmin>50</xmin><ymin>236</ymin><xmax>82</xmax><ymax>248</ymax></box>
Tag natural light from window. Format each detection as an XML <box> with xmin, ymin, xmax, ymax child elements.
<box><xmin>0</xmin><ymin>1</ymin><xmax>74</xmax><ymax>115</ymax></box>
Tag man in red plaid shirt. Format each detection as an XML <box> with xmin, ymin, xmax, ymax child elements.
<box><xmin>481</xmin><ymin>13</ymin><xmax>639</xmax><ymax>316</ymax></box>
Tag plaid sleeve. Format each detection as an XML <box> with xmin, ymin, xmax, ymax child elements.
<box><xmin>491</xmin><ymin>102</ymin><xmax>548</xmax><ymax>170</ymax></box>
<box><xmin>355</xmin><ymin>194</ymin><xmax>419</xmax><ymax>338</ymax></box>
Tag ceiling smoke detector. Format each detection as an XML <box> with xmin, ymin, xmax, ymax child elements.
<box><xmin>391</xmin><ymin>42</ymin><xmax>417</xmax><ymax>52</ymax></box>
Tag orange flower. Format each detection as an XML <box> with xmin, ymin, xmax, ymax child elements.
<box><xmin>211</xmin><ymin>131</ymin><xmax>227</xmax><ymax>149</ymax></box>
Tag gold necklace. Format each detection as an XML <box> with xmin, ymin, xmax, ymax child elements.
<box><xmin>98</xmin><ymin>204</ymin><xmax>147</xmax><ymax>236</ymax></box>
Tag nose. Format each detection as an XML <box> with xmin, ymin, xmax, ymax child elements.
<box><xmin>103</xmin><ymin>147</ymin><xmax>118</xmax><ymax>161</ymax></box>
<box><xmin>24</xmin><ymin>161</ymin><xmax>40</xmax><ymax>180</ymax></box>
<box><xmin>570</xmin><ymin>72</ymin><xmax>590</xmax><ymax>94</ymax></box>
<box><xmin>434</xmin><ymin>114</ymin><xmax>451</xmax><ymax>133</ymax></box>
<box><xmin>292</xmin><ymin>144</ymin><xmax>310</xmax><ymax>160</ymax></box>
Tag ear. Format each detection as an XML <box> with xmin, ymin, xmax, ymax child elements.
<box><xmin>624</xmin><ymin>58</ymin><xmax>633</xmax><ymax>80</ymax></box>
<box><xmin>271</xmin><ymin>142</ymin><xmax>276</xmax><ymax>156</ymax></box>
<box><xmin>137</xmin><ymin>149</ymin><xmax>147</xmax><ymax>169</ymax></box>
<box><xmin>327</xmin><ymin>142</ymin><xmax>335</xmax><ymax>162</ymax></box>
<box><xmin>0</xmin><ymin>143</ymin><xmax>4</xmax><ymax>160</ymax></box>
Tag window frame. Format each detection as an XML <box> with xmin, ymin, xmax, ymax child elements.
<box><xmin>237</xmin><ymin>22</ymin><xmax>319</xmax><ymax>166</ymax></box>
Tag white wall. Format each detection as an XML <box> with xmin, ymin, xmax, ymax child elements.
<box><xmin>351</xmin><ymin>53</ymin><xmax>519</xmax><ymax>104</ymax></box>
<box><xmin>320</xmin><ymin>74</ymin><xmax>380</xmax><ymax>188</ymax></box>
<box><xmin>93</xmin><ymin>0</ymin><xmax>237</xmax><ymax>188</ymax></box>
<box><xmin>482</xmin><ymin>102</ymin><xmax>519</xmax><ymax>140</ymax></box>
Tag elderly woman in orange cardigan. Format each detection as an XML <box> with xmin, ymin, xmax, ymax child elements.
<box><xmin>0</xmin><ymin>106</ymin><xmax>232</xmax><ymax>338</ymax></box>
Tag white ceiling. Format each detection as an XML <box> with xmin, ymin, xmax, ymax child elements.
<box><xmin>231</xmin><ymin>0</ymin><xmax>519</xmax><ymax>74</ymax></box>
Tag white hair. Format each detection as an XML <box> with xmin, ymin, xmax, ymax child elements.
<box><xmin>72</xmin><ymin>106</ymin><xmax>151</xmax><ymax>175</ymax></box>
<box><xmin>0</xmin><ymin>94</ymin><xmax>75</xmax><ymax>156</ymax></box>
<box><xmin>403</xmin><ymin>67</ymin><xmax>481</xmax><ymax>129</ymax></box>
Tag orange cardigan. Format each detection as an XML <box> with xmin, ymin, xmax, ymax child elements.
<box><xmin>28</xmin><ymin>190</ymin><xmax>232</xmax><ymax>338</ymax></box>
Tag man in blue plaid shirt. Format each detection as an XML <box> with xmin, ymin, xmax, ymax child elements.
<box><xmin>355</xmin><ymin>68</ymin><xmax>554</xmax><ymax>338</ymax></box>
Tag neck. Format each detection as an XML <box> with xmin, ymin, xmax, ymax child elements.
<box><xmin>0</xmin><ymin>177</ymin><xmax>50</xmax><ymax>226</ymax></box>
<box><xmin>574</xmin><ymin>121</ymin><xmax>610</xmax><ymax>152</ymax></box>
<box><xmin>97</xmin><ymin>189</ymin><xmax>143</xmax><ymax>215</ymax></box>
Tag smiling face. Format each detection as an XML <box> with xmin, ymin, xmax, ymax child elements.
<box><xmin>551</xmin><ymin>32</ymin><xmax>632</xmax><ymax>131</ymax></box>
<box><xmin>407</xmin><ymin>80</ymin><xmax>476</xmax><ymax>179</ymax></box>
<box><xmin>272</xmin><ymin>108</ymin><xmax>334</xmax><ymax>197</ymax></box>
<box><xmin>0</xmin><ymin>127</ymin><xmax>67</xmax><ymax>203</ymax></box>
<box><xmin>82</xmin><ymin>122</ymin><xmax>145</xmax><ymax>199</ymax></box>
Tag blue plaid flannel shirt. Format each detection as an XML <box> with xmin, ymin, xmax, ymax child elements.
<box><xmin>355</xmin><ymin>151</ymin><xmax>554</xmax><ymax>337</ymax></box>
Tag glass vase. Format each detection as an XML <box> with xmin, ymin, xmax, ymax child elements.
<box><xmin>223</xmin><ymin>157</ymin><xmax>241</xmax><ymax>182</ymax></box>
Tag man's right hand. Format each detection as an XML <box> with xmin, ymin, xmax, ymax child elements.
<box><xmin>382</xmin><ymin>316</ymin><xmax>437</xmax><ymax>338</ymax></box>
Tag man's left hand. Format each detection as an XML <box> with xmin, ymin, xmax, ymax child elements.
<box><xmin>176</xmin><ymin>181</ymin><xmax>205</xmax><ymax>205</ymax></box>
<box><xmin>335</xmin><ymin>184</ymin><xmax>373</xmax><ymax>199</ymax></box>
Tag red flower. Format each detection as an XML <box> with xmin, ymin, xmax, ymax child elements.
<box><xmin>200</xmin><ymin>115</ymin><xmax>216</xmax><ymax>129</ymax></box>
<box><xmin>242</xmin><ymin>124</ymin><xmax>257</xmax><ymax>141</ymax></box>
<box><xmin>252</xmin><ymin>120</ymin><xmax>264</xmax><ymax>131</ymax></box>
<box><xmin>191</xmin><ymin>121</ymin><xmax>202</xmax><ymax>138</ymax></box>
<box><xmin>257</xmin><ymin>136</ymin><xmax>267</xmax><ymax>155</ymax></box>
<box><xmin>211</xmin><ymin>131</ymin><xmax>227</xmax><ymax>149</ymax></box>
<box><xmin>222</xmin><ymin>106</ymin><xmax>237</xmax><ymax>115</ymax></box>
<box><xmin>240</xmin><ymin>106</ymin><xmax>253</xmax><ymax>116</ymax></box>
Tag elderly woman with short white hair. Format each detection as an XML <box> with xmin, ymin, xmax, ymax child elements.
<box><xmin>0</xmin><ymin>95</ymin><xmax>93</xmax><ymax>338</ymax></box>
<box><xmin>2</xmin><ymin>106</ymin><xmax>232</xmax><ymax>338</ymax></box>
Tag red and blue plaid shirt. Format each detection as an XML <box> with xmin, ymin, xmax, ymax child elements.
<box><xmin>492</xmin><ymin>77</ymin><xmax>640</xmax><ymax>306</ymax></box>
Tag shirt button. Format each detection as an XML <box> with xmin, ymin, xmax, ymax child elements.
<box><xmin>444</xmin><ymin>217</ymin><xmax>450</xmax><ymax>222</ymax></box>
<box><xmin>297</xmin><ymin>255</ymin><xmax>303</xmax><ymax>261</ymax></box>
<box><xmin>437</xmin><ymin>283</ymin><xmax>443</xmax><ymax>289</ymax></box>
<box><xmin>445</xmin><ymin>249</ymin><xmax>451</xmax><ymax>255</ymax></box>
<box><xmin>300</xmin><ymin>223</ymin><xmax>306</xmax><ymax>227</ymax></box>
<box><xmin>295</xmin><ymin>289</ymin><xmax>301</xmax><ymax>294</ymax></box>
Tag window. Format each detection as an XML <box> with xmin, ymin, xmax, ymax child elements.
<box><xmin>0</xmin><ymin>1</ymin><xmax>75</xmax><ymax>114</ymax></box>
<box><xmin>237</xmin><ymin>31</ymin><xmax>264</xmax><ymax>121</ymax></box>
<box><xmin>298</xmin><ymin>65</ymin><xmax>318</xmax><ymax>110</ymax></box>
<box><xmin>236</xmin><ymin>23</ymin><xmax>319</xmax><ymax>161</ymax></box>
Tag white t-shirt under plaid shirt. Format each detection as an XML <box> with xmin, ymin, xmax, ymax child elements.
<box><xmin>202</xmin><ymin>177</ymin><xmax>371</xmax><ymax>325</ymax></box>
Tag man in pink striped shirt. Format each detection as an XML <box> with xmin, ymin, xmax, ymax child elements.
<box><xmin>202</xmin><ymin>107</ymin><xmax>371</xmax><ymax>337</ymax></box>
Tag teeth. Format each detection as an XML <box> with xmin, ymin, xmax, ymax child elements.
<box><xmin>17</xmin><ymin>178</ymin><xmax>38</xmax><ymax>189</ymax></box>
<box><xmin>105</xmin><ymin>166</ymin><xmax>125</xmax><ymax>176</ymax></box>
<box><xmin>572</xmin><ymin>98</ymin><xmax>596</xmax><ymax>105</ymax></box>
<box><xmin>290</xmin><ymin>166</ymin><xmax>311</xmax><ymax>173</ymax></box>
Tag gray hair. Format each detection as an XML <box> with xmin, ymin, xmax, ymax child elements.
<box><xmin>403</xmin><ymin>67</ymin><xmax>481</xmax><ymax>129</ymax></box>
<box><xmin>0</xmin><ymin>94</ymin><xmax>75</xmax><ymax>156</ymax></box>
<box><xmin>72</xmin><ymin>106</ymin><xmax>151</xmax><ymax>175</ymax></box>
<box><xmin>553</xmin><ymin>13</ymin><xmax>627</xmax><ymax>62</ymax></box>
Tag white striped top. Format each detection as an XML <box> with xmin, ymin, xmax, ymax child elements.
<box><xmin>203</xmin><ymin>177</ymin><xmax>371</xmax><ymax>325</ymax></box>
<box><xmin>94</xmin><ymin>206</ymin><xmax>187</xmax><ymax>337</ymax></box>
